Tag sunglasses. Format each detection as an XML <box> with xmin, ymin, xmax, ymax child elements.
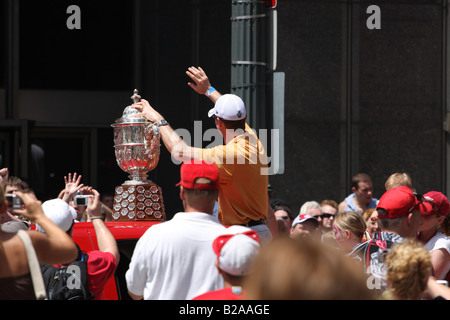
<box><xmin>407</xmin><ymin>193</ymin><xmax>424</xmax><ymax>214</ymax></box>
<box><xmin>320</xmin><ymin>213</ymin><xmax>335</xmax><ymax>219</ymax></box>
<box><xmin>413</xmin><ymin>193</ymin><xmax>444</xmax><ymax>216</ymax></box>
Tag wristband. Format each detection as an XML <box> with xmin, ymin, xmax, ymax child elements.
<box><xmin>205</xmin><ymin>87</ymin><xmax>216</xmax><ymax>97</ymax></box>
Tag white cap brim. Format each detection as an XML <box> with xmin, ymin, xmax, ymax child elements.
<box><xmin>208</xmin><ymin>107</ymin><xmax>216</xmax><ymax>118</ymax></box>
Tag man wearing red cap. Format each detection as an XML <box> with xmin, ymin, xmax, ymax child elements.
<box><xmin>417</xmin><ymin>191</ymin><xmax>450</xmax><ymax>280</ymax></box>
<box><xmin>132</xmin><ymin>67</ymin><xmax>275</xmax><ymax>242</ymax></box>
<box><xmin>349</xmin><ymin>186</ymin><xmax>424</xmax><ymax>294</ymax></box>
<box><xmin>126</xmin><ymin>161</ymin><xmax>228</xmax><ymax>300</ymax></box>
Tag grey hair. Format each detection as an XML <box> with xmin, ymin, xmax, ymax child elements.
<box><xmin>299</xmin><ymin>201</ymin><xmax>322</xmax><ymax>215</ymax></box>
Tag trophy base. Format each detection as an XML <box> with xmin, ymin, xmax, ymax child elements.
<box><xmin>112</xmin><ymin>183</ymin><xmax>166</xmax><ymax>221</ymax></box>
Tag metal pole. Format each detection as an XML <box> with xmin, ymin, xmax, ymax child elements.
<box><xmin>231</xmin><ymin>0</ymin><xmax>267</xmax><ymax>131</ymax></box>
<box><xmin>6</xmin><ymin>0</ymin><xmax>19</xmax><ymax>119</ymax></box>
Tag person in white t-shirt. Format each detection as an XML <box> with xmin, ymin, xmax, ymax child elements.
<box><xmin>418</xmin><ymin>191</ymin><xmax>450</xmax><ymax>280</ymax></box>
<box><xmin>125</xmin><ymin>160</ymin><xmax>227</xmax><ymax>300</ymax></box>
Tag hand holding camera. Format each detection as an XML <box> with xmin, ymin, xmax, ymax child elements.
<box><xmin>6</xmin><ymin>194</ymin><xmax>24</xmax><ymax>210</ymax></box>
<box><xmin>73</xmin><ymin>194</ymin><xmax>93</xmax><ymax>206</ymax></box>
<box><xmin>9</xmin><ymin>191</ymin><xmax>44</xmax><ymax>224</ymax></box>
<box><xmin>85</xmin><ymin>189</ymin><xmax>103</xmax><ymax>221</ymax></box>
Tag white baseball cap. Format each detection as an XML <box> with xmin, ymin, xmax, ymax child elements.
<box><xmin>36</xmin><ymin>199</ymin><xmax>77</xmax><ymax>234</ymax></box>
<box><xmin>212</xmin><ymin>225</ymin><xmax>260</xmax><ymax>276</ymax></box>
<box><xmin>208</xmin><ymin>94</ymin><xmax>247</xmax><ymax>121</ymax></box>
<box><xmin>292</xmin><ymin>214</ymin><xmax>319</xmax><ymax>228</ymax></box>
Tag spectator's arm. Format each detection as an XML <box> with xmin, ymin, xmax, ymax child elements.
<box><xmin>423</xmin><ymin>276</ymin><xmax>450</xmax><ymax>300</ymax></box>
<box><xmin>87</xmin><ymin>189</ymin><xmax>120</xmax><ymax>264</ymax></box>
<box><xmin>13</xmin><ymin>191</ymin><xmax>77</xmax><ymax>265</ymax></box>
<box><xmin>128</xmin><ymin>291</ymin><xmax>143</xmax><ymax>300</ymax></box>
<box><xmin>0</xmin><ymin>168</ymin><xmax>9</xmax><ymax>186</ymax></box>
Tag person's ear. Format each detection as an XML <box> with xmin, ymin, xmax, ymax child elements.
<box><xmin>345</xmin><ymin>229</ymin><xmax>351</xmax><ymax>240</ymax></box>
<box><xmin>179</xmin><ymin>186</ymin><xmax>185</xmax><ymax>201</ymax></box>
<box><xmin>215</xmin><ymin>260</ymin><xmax>223</xmax><ymax>274</ymax></box>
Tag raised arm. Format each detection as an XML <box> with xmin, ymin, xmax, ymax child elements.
<box><xmin>86</xmin><ymin>189</ymin><xmax>120</xmax><ymax>264</ymax></box>
<box><xmin>186</xmin><ymin>66</ymin><xmax>222</xmax><ymax>103</ymax></box>
<box><xmin>132</xmin><ymin>99</ymin><xmax>202</xmax><ymax>162</ymax></box>
<box><xmin>13</xmin><ymin>191</ymin><xmax>78</xmax><ymax>265</ymax></box>
<box><xmin>61</xmin><ymin>172</ymin><xmax>84</xmax><ymax>203</ymax></box>
<box><xmin>0</xmin><ymin>168</ymin><xmax>8</xmax><ymax>186</ymax></box>
<box><xmin>133</xmin><ymin>66</ymin><xmax>223</xmax><ymax>161</ymax></box>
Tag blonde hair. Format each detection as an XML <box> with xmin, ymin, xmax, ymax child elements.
<box><xmin>334</xmin><ymin>211</ymin><xmax>367</xmax><ymax>240</ymax></box>
<box><xmin>385</xmin><ymin>239</ymin><xmax>432</xmax><ymax>300</ymax></box>
<box><xmin>385</xmin><ymin>173</ymin><xmax>412</xmax><ymax>191</ymax></box>
<box><xmin>362</xmin><ymin>208</ymin><xmax>376</xmax><ymax>222</ymax></box>
<box><xmin>244</xmin><ymin>237</ymin><xmax>374</xmax><ymax>300</ymax></box>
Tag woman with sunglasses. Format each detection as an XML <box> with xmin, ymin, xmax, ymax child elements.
<box><xmin>417</xmin><ymin>191</ymin><xmax>450</xmax><ymax>281</ymax></box>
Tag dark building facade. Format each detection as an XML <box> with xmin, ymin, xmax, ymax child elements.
<box><xmin>1</xmin><ymin>0</ymin><xmax>449</xmax><ymax>216</ymax></box>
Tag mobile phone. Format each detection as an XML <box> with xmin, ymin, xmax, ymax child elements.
<box><xmin>74</xmin><ymin>195</ymin><xmax>93</xmax><ymax>206</ymax></box>
<box><xmin>6</xmin><ymin>194</ymin><xmax>23</xmax><ymax>210</ymax></box>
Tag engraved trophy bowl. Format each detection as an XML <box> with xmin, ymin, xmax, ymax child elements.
<box><xmin>111</xmin><ymin>89</ymin><xmax>161</xmax><ymax>185</ymax></box>
<box><xmin>110</xmin><ymin>90</ymin><xmax>165</xmax><ymax>221</ymax></box>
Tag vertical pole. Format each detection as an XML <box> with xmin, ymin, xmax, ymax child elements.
<box><xmin>443</xmin><ymin>0</ymin><xmax>449</xmax><ymax>194</ymax></box>
<box><xmin>6</xmin><ymin>0</ymin><xmax>19</xmax><ymax>119</ymax></box>
<box><xmin>191</xmin><ymin>0</ymin><xmax>200</xmax><ymax>120</ymax></box>
<box><xmin>231</xmin><ymin>0</ymin><xmax>267</xmax><ymax>131</ymax></box>
<box><xmin>340</xmin><ymin>1</ymin><xmax>353</xmax><ymax>199</ymax></box>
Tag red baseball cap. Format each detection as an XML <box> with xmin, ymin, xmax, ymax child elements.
<box><xmin>376</xmin><ymin>186</ymin><xmax>423</xmax><ymax>219</ymax></box>
<box><xmin>420</xmin><ymin>191</ymin><xmax>450</xmax><ymax>217</ymax></box>
<box><xmin>176</xmin><ymin>160</ymin><xmax>219</xmax><ymax>190</ymax></box>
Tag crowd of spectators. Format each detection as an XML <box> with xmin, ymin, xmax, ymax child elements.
<box><xmin>1</xmin><ymin>67</ymin><xmax>449</xmax><ymax>301</ymax></box>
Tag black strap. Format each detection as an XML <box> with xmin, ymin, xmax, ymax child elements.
<box><xmin>242</xmin><ymin>219</ymin><xmax>266</xmax><ymax>227</ymax></box>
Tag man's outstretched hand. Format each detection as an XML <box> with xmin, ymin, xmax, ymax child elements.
<box><xmin>186</xmin><ymin>66</ymin><xmax>212</xmax><ymax>95</ymax></box>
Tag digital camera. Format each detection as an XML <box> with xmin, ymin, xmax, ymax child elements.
<box><xmin>6</xmin><ymin>194</ymin><xmax>23</xmax><ymax>210</ymax></box>
<box><xmin>74</xmin><ymin>195</ymin><xmax>92</xmax><ymax>206</ymax></box>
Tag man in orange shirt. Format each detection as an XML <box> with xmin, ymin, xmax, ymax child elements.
<box><xmin>132</xmin><ymin>66</ymin><xmax>275</xmax><ymax>241</ymax></box>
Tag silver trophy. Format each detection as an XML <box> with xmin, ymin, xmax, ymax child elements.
<box><xmin>112</xmin><ymin>89</ymin><xmax>160</xmax><ymax>185</ymax></box>
<box><xmin>111</xmin><ymin>90</ymin><xmax>165</xmax><ymax>221</ymax></box>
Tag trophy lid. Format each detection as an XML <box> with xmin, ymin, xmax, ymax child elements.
<box><xmin>112</xmin><ymin>89</ymin><xmax>150</xmax><ymax>126</ymax></box>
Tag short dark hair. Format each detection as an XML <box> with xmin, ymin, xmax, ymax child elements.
<box><xmin>377</xmin><ymin>208</ymin><xmax>403</xmax><ymax>229</ymax></box>
<box><xmin>217</xmin><ymin>117</ymin><xmax>246</xmax><ymax>131</ymax></box>
<box><xmin>183</xmin><ymin>178</ymin><xmax>218</xmax><ymax>197</ymax></box>
<box><xmin>273</xmin><ymin>205</ymin><xmax>293</xmax><ymax>219</ymax></box>
<box><xmin>352</xmin><ymin>173</ymin><xmax>372</xmax><ymax>190</ymax></box>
